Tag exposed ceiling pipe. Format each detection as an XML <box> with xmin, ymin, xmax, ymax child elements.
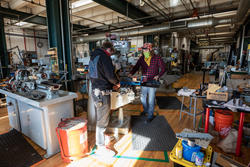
<box><xmin>196</xmin><ymin>32</ymin><xmax>234</xmax><ymax>37</ymax></box>
<box><xmin>198</xmin><ymin>45</ymin><xmax>224</xmax><ymax>49</ymax></box>
<box><xmin>180</xmin><ymin>0</ymin><xmax>192</xmax><ymax>16</ymax></box>
<box><xmin>143</xmin><ymin>0</ymin><xmax>168</xmax><ymax>20</ymax></box>
<box><xmin>156</xmin><ymin>0</ymin><xmax>170</xmax><ymax>13</ymax></box>
<box><xmin>199</xmin><ymin>36</ymin><xmax>233</xmax><ymax>41</ymax></box>
<box><xmin>75</xmin><ymin>17</ymin><xmax>232</xmax><ymax>43</ymax></box>
<box><xmin>146</xmin><ymin>0</ymin><xmax>170</xmax><ymax>20</ymax></box>
<box><xmin>236</xmin><ymin>0</ymin><xmax>250</xmax><ymax>23</ymax></box>
<box><xmin>189</xmin><ymin>0</ymin><xmax>200</xmax><ymax>19</ymax></box>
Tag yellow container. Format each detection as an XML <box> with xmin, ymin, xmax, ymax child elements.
<box><xmin>170</xmin><ymin>139</ymin><xmax>213</xmax><ymax>167</ymax></box>
<box><xmin>176</xmin><ymin>142</ymin><xmax>183</xmax><ymax>159</ymax></box>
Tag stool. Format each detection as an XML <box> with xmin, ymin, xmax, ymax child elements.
<box><xmin>179</xmin><ymin>95</ymin><xmax>203</xmax><ymax>129</ymax></box>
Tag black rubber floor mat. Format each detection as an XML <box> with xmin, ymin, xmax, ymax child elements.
<box><xmin>0</xmin><ymin>129</ymin><xmax>43</xmax><ymax>167</ymax></box>
<box><xmin>156</xmin><ymin>96</ymin><xmax>187</xmax><ymax>110</ymax></box>
<box><xmin>131</xmin><ymin>115</ymin><xmax>177</xmax><ymax>151</ymax></box>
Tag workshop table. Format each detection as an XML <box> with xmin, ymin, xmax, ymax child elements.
<box><xmin>0</xmin><ymin>88</ymin><xmax>77</xmax><ymax>158</ymax></box>
<box><xmin>204</xmin><ymin>99</ymin><xmax>250</xmax><ymax>156</ymax></box>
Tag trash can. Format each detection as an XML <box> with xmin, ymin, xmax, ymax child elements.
<box><xmin>214</xmin><ymin>110</ymin><xmax>233</xmax><ymax>138</ymax></box>
<box><xmin>56</xmin><ymin>117</ymin><xmax>88</xmax><ymax>162</ymax></box>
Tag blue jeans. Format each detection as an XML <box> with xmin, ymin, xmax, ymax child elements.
<box><xmin>140</xmin><ymin>86</ymin><xmax>156</xmax><ymax>119</ymax></box>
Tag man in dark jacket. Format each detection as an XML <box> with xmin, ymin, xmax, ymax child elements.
<box><xmin>89</xmin><ymin>41</ymin><xmax>120</xmax><ymax>156</ymax></box>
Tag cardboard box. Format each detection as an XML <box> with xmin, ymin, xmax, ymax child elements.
<box><xmin>110</xmin><ymin>91</ymin><xmax>135</xmax><ymax>110</ymax></box>
<box><xmin>206</xmin><ymin>84</ymin><xmax>228</xmax><ymax>101</ymax></box>
<box><xmin>207</xmin><ymin>91</ymin><xmax>228</xmax><ymax>101</ymax></box>
<box><xmin>47</xmin><ymin>48</ymin><xmax>57</xmax><ymax>55</ymax></box>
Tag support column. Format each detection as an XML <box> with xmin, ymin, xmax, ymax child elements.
<box><xmin>0</xmin><ymin>15</ymin><xmax>9</xmax><ymax>78</ymax></box>
<box><xmin>239</xmin><ymin>25</ymin><xmax>245</xmax><ymax>66</ymax></box>
<box><xmin>46</xmin><ymin>0</ymin><xmax>73</xmax><ymax>80</ymax></box>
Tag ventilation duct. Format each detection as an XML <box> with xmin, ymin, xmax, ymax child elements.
<box><xmin>75</xmin><ymin>18</ymin><xmax>232</xmax><ymax>43</ymax></box>
<box><xmin>170</xmin><ymin>21</ymin><xmax>187</xmax><ymax>28</ymax></box>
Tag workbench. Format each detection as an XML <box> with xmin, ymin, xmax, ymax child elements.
<box><xmin>204</xmin><ymin>99</ymin><xmax>250</xmax><ymax>157</ymax></box>
<box><xmin>0</xmin><ymin>89</ymin><xmax>77</xmax><ymax>158</ymax></box>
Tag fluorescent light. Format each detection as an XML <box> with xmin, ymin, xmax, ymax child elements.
<box><xmin>213</xmin><ymin>11</ymin><xmax>237</xmax><ymax>18</ymax></box>
<box><xmin>15</xmin><ymin>21</ymin><xmax>28</xmax><ymax>26</ymax></box>
<box><xmin>72</xmin><ymin>0</ymin><xmax>93</xmax><ymax>9</ymax></box>
<box><xmin>196</xmin><ymin>32</ymin><xmax>234</xmax><ymax>37</ymax></box>
<box><xmin>170</xmin><ymin>0</ymin><xmax>179</xmax><ymax>7</ymax></box>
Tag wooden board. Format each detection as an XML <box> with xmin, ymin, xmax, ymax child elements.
<box><xmin>215</xmin><ymin>153</ymin><xmax>247</xmax><ymax>167</ymax></box>
<box><xmin>231</xmin><ymin>74</ymin><xmax>250</xmax><ymax>79</ymax></box>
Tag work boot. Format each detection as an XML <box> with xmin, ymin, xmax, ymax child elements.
<box><xmin>105</xmin><ymin>133</ymin><xmax>115</xmax><ymax>146</ymax></box>
<box><xmin>144</xmin><ymin>116</ymin><xmax>155</xmax><ymax>124</ymax></box>
<box><xmin>140</xmin><ymin>111</ymin><xmax>147</xmax><ymax>116</ymax></box>
<box><xmin>95</xmin><ymin>146</ymin><xmax>116</xmax><ymax>157</ymax></box>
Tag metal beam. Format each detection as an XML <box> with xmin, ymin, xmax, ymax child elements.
<box><xmin>0</xmin><ymin>16</ymin><xmax>9</xmax><ymax>78</ymax></box>
<box><xmin>0</xmin><ymin>6</ymin><xmax>88</xmax><ymax>31</ymax></box>
<box><xmin>5</xmin><ymin>33</ymin><xmax>48</xmax><ymax>39</ymax></box>
<box><xmin>0</xmin><ymin>6</ymin><xmax>46</xmax><ymax>25</ymax></box>
<box><xmin>9</xmin><ymin>0</ymin><xmax>28</xmax><ymax>9</ymax></box>
<box><xmin>93</xmin><ymin>0</ymin><xmax>153</xmax><ymax>24</ymax></box>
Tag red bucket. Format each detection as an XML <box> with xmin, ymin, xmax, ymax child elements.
<box><xmin>214</xmin><ymin>110</ymin><xmax>233</xmax><ymax>138</ymax></box>
<box><xmin>56</xmin><ymin>117</ymin><xmax>88</xmax><ymax>162</ymax></box>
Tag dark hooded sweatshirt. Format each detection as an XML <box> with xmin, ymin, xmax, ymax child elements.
<box><xmin>89</xmin><ymin>48</ymin><xmax>119</xmax><ymax>90</ymax></box>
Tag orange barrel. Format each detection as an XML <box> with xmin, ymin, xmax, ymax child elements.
<box><xmin>214</xmin><ymin>110</ymin><xmax>233</xmax><ymax>138</ymax></box>
<box><xmin>56</xmin><ymin>117</ymin><xmax>88</xmax><ymax>162</ymax></box>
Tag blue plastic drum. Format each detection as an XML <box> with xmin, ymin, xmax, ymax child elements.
<box><xmin>182</xmin><ymin>140</ymin><xmax>201</xmax><ymax>162</ymax></box>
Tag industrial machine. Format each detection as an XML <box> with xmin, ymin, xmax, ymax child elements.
<box><xmin>113</xmin><ymin>40</ymin><xmax>131</xmax><ymax>56</ymax></box>
<box><xmin>0</xmin><ymin>65</ymin><xmax>77</xmax><ymax>158</ymax></box>
<box><xmin>3</xmin><ymin>66</ymin><xmax>62</xmax><ymax>100</ymax></box>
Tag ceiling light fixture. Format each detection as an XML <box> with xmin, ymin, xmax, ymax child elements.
<box><xmin>72</xmin><ymin>0</ymin><xmax>93</xmax><ymax>9</ymax></box>
<box><xmin>15</xmin><ymin>21</ymin><xmax>28</xmax><ymax>26</ymax></box>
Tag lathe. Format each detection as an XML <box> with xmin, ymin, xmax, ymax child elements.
<box><xmin>0</xmin><ymin>66</ymin><xmax>77</xmax><ymax>158</ymax></box>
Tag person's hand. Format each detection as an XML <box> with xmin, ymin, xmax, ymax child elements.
<box><xmin>154</xmin><ymin>75</ymin><xmax>159</xmax><ymax>81</ymax></box>
<box><xmin>113</xmin><ymin>83</ymin><xmax>120</xmax><ymax>91</ymax></box>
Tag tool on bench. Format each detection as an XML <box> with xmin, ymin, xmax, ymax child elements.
<box><xmin>176</xmin><ymin>132</ymin><xmax>214</xmax><ymax>140</ymax></box>
<box><xmin>176</xmin><ymin>129</ymin><xmax>214</xmax><ymax>149</ymax></box>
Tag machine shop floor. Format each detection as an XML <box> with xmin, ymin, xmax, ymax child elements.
<box><xmin>0</xmin><ymin>72</ymin><xmax>249</xmax><ymax>167</ymax></box>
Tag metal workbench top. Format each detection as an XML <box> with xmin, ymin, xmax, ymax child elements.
<box><xmin>0</xmin><ymin>89</ymin><xmax>77</xmax><ymax>107</ymax></box>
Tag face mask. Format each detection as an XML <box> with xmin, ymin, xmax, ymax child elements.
<box><xmin>143</xmin><ymin>51</ymin><xmax>150</xmax><ymax>58</ymax></box>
